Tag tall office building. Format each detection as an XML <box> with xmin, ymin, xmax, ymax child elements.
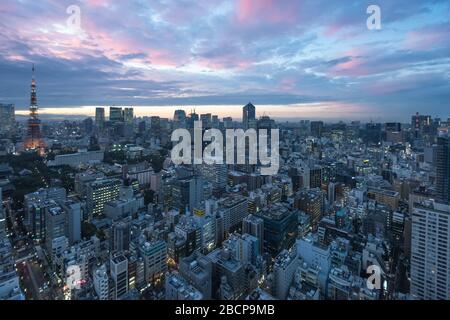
<box><xmin>411</xmin><ymin>201</ymin><xmax>450</xmax><ymax>300</ymax></box>
<box><xmin>436</xmin><ymin>136</ymin><xmax>450</xmax><ymax>203</ymax></box>
<box><xmin>123</xmin><ymin>108</ymin><xmax>134</xmax><ymax>124</ymax></box>
<box><xmin>174</xmin><ymin>109</ymin><xmax>187</xmax><ymax>122</ymax></box>
<box><xmin>110</xmin><ymin>254</ymin><xmax>129</xmax><ymax>299</ymax></box>
<box><xmin>140</xmin><ymin>240</ymin><xmax>167</xmax><ymax>284</ymax></box>
<box><xmin>272</xmin><ymin>248</ymin><xmax>299</xmax><ymax>299</ymax></box>
<box><xmin>109</xmin><ymin>107</ymin><xmax>123</xmax><ymax>123</ymax></box>
<box><xmin>255</xmin><ymin>203</ymin><xmax>297</xmax><ymax>256</ymax></box>
<box><xmin>200</xmin><ymin>164</ymin><xmax>227</xmax><ymax>194</ymax></box>
<box><xmin>150</xmin><ymin>116</ymin><xmax>161</xmax><ymax>138</ymax></box>
<box><xmin>294</xmin><ymin>189</ymin><xmax>324</xmax><ymax>231</ymax></box>
<box><xmin>243</xmin><ymin>102</ymin><xmax>256</xmax><ymax>129</ymax></box>
<box><xmin>95</xmin><ymin>107</ymin><xmax>105</xmax><ymax>132</ymax></box>
<box><xmin>365</xmin><ymin>122</ymin><xmax>382</xmax><ymax>144</ymax></box>
<box><xmin>61</xmin><ymin>200</ymin><xmax>81</xmax><ymax>245</ymax></box>
<box><xmin>86</xmin><ymin>178</ymin><xmax>121</xmax><ymax>219</ymax></box>
<box><xmin>24</xmin><ymin>187</ymin><xmax>67</xmax><ymax>236</ymax></box>
<box><xmin>218</xmin><ymin>195</ymin><xmax>248</xmax><ymax>233</ymax></box>
<box><xmin>45</xmin><ymin>204</ymin><xmax>67</xmax><ymax>252</ymax></box>
<box><xmin>242</xmin><ymin>214</ymin><xmax>264</xmax><ymax>255</ymax></box>
<box><xmin>111</xmin><ymin>221</ymin><xmax>130</xmax><ymax>253</ymax></box>
<box><xmin>310</xmin><ymin>121</ymin><xmax>324</xmax><ymax>138</ymax></box>
<box><xmin>412</xmin><ymin>112</ymin><xmax>432</xmax><ymax>139</ymax></box>
<box><xmin>0</xmin><ymin>103</ymin><xmax>15</xmax><ymax>133</ymax></box>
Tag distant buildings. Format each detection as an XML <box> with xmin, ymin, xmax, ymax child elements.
<box><xmin>110</xmin><ymin>107</ymin><xmax>124</xmax><ymax>123</ymax></box>
<box><xmin>47</xmin><ymin>150</ymin><xmax>104</xmax><ymax>167</ymax></box>
<box><xmin>95</xmin><ymin>107</ymin><xmax>105</xmax><ymax>132</ymax></box>
<box><xmin>2</xmin><ymin>95</ymin><xmax>450</xmax><ymax>302</ymax></box>
<box><xmin>0</xmin><ymin>103</ymin><xmax>15</xmax><ymax>134</ymax></box>
<box><xmin>242</xmin><ymin>102</ymin><xmax>256</xmax><ymax>129</ymax></box>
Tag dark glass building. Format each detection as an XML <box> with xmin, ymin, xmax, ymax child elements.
<box><xmin>255</xmin><ymin>203</ymin><xmax>298</xmax><ymax>256</ymax></box>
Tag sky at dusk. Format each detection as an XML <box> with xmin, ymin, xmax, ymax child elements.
<box><xmin>1</xmin><ymin>0</ymin><xmax>449</xmax><ymax>122</ymax></box>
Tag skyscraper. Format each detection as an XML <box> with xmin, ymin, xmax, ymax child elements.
<box><xmin>436</xmin><ymin>136</ymin><xmax>450</xmax><ymax>203</ymax></box>
<box><xmin>310</xmin><ymin>121</ymin><xmax>324</xmax><ymax>138</ymax></box>
<box><xmin>243</xmin><ymin>102</ymin><xmax>256</xmax><ymax>129</ymax></box>
<box><xmin>123</xmin><ymin>107</ymin><xmax>134</xmax><ymax>124</ymax></box>
<box><xmin>412</xmin><ymin>112</ymin><xmax>432</xmax><ymax>139</ymax></box>
<box><xmin>109</xmin><ymin>107</ymin><xmax>124</xmax><ymax>123</ymax></box>
<box><xmin>95</xmin><ymin>107</ymin><xmax>105</xmax><ymax>132</ymax></box>
<box><xmin>24</xmin><ymin>65</ymin><xmax>45</xmax><ymax>155</ymax></box>
<box><xmin>174</xmin><ymin>109</ymin><xmax>187</xmax><ymax>122</ymax></box>
<box><xmin>0</xmin><ymin>103</ymin><xmax>15</xmax><ymax>134</ymax></box>
<box><xmin>411</xmin><ymin>201</ymin><xmax>450</xmax><ymax>300</ymax></box>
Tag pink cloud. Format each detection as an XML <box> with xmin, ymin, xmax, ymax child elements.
<box><xmin>235</xmin><ymin>0</ymin><xmax>300</xmax><ymax>25</ymax></box>
<box><xmin>403</xmin><ymin>28</ymin><xmax>450</xmax><ymax>50</ymax></box>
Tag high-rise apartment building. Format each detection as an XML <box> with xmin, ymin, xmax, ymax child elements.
<box><xmin>436</xmin><ymin>136</ymin><xmax>450</xmax><ymax>203</ymax></box>
<box><xmin>411</xmin><ymin>201</ymin><xmax>450</xmax><ymax>300</ymax></box>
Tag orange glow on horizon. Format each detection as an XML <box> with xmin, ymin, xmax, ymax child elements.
<box><xmin>15</xmin><ymin>102</ymin><xmax>367</xmax><ymax>121</ymax></box>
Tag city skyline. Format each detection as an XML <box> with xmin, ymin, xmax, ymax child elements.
<box><xmin>1</xmin><ymin>0</ymin><xmax>450</xmax><ymax>305</ymax></box>
<box><xmin>1</xmin><ymin>0</ymin><xmax>450</xmax><ymax>120</ymax></box>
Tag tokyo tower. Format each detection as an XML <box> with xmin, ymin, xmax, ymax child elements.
<box><xmin>24</xmin><ymin>64</ymin><xmax>45</xmax><ymax>155</ymax></box>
